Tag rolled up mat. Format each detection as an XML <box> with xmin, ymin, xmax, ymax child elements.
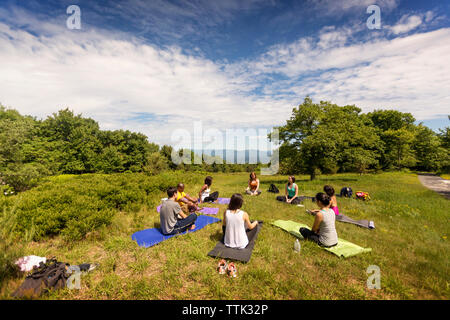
<box><xmin>132</xmin><ymin>215</ymin><xmax>221</xmax><ymax>248</ymax></box>
<box><xmin>207</xmin><ymin>222</ymin><xmax>263</xmax><ymax>263</ymax></box>
<box><xmin>336</xmin><ymin>214</ymin><xmax>375</xmax><ymax>229</ymax></box>
<box><xmin>157</xmin><ymin>205</ymin><xmax>219</xmax><ymax>215</ymax></box>
<box><xmin>272</xmin><ymin>220</ymin><xmax>372</xmax><ymax>258</ymax></box>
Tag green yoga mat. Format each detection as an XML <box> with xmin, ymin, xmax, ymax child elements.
<box><xmin>272</xmin><ymin>220</ymin><xmax>372</xmax><ymax>258</ymax></box>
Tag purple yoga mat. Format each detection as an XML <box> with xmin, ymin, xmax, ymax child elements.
<box><xmin>157</xmin><ymin>205</ymin><xmax>219</xmax><ymax>215</ymax></box>
<box><xmin>217</xmin><ymin>198</ymin><xmax>230</xmax><ymax>204</ymax></box>
<box><xmin>200</xmin><ymin>207</ymin><xmax>220</xmax><ymax>215</ymax></box>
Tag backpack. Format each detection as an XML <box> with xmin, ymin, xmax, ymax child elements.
<box><xmin>340</xmin><ymin>187</ymin><xmax>353</xmax><ymax>198</ymax></box>
<box><xmin>12</xmin><ymin>258</ymin><xmax>70</xmax><ymax>299</ymax></box>
<box><xmin>268</xmin><ymin>184</ymin><xmax>280</xmax><ymax>193</ymax></box>
<box><xmin>355</xmin><ymin>191</ymin><xmax>371</xmax><ymax>201</ymax></box>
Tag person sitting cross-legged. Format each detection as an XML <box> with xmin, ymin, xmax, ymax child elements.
<box><xmin>160</xmin><ymin>187</ymin><xmax>197</xmax><ymax>235</ymax></box>
<box><xmin>245</xmin><ymin>172</ymin><xmax>261</xmax><ymax>196</ymax></box>
<box><xmin>199</xmin><ymin>176</ymin><xmax>219</xmax><ymax>203</ymax></box>
<box><xmin>176</xmin><ymin>183</ymin><xmax>200</xmax><ymax>214</ymax></box>
<box><xmin>299</xmin><ymin>192</ymin><xmax>338</xmax><ymax>248</ymax></box>
<box><xmin>276</xmin><ymin>175</ymin><xmax>300</xmax><ymax>204</ymax></box>
<box><xmin>223</xmin><ymin>193</ymin><xmax>258</xmax><ymax>249</ymax></box>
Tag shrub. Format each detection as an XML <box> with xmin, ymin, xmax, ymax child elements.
<box><xmin>0</xmin><ymin>172</ymin><xmax>202</xmax><ymax>242</ymax></box>
<box><xmin>0</xmin><ymin>207</ymin><xmax>26</xmax><ymax>288</ymax></box>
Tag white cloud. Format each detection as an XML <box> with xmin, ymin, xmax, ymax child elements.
<box><xmin>308</xmin><ymin>0</ymin><xmax>400</xmax><ymax>17</ymax></box>
<box><xmin>0</xmin><ymin>5</ymin><xmax>449</xmax><ymax>152</ymax></box>
<box><xmin>388</xmin><ymin>14</ymin><xmax>423</xmax><ymax>34</ymax></box>
<box><xmin>425</xmin><ymin>11</ymin><xmax>435</xmax><ymax>23</ymax></box>
<box><xmin>233</xmin><ymin>25</ymin><xmax>450</xmax><ymax>120</ymax></box>
<box><xmin>0</xmin><ymin>20</ymin><xmax>288</xmax><ymax>148</ymax></box>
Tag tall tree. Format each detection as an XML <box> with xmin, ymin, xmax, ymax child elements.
<box><xmin>272</xmin><ymin>98</ymin><xmax>382</xmax><ymax>180</ymax></box>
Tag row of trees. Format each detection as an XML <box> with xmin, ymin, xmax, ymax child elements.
<box><xmin>2</xmin><ymin>98</ymin><xmax>448</xmax><ymax>190</ymax></box>
<box><xmin>0</xmin><ymin>106</ymin><xmax>257</xmax><ymax>191</ymax></box>
<box><xmin>271</xmin><ymin>97</ymin><xmax>450</xmax><ymax>180</ymax></box>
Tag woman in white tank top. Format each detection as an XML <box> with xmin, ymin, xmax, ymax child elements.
<box><xmin>223</xmin><ymin>193</ymin><xmax>258</xmax><ymax>249</ymax></box>
<box><xmin>199</xmin><ymin>176</ymin><xmax>219</xmax><ymax>203</ymax></box>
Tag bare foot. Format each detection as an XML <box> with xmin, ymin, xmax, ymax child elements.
<box><xmin>189</xmin><ymin>224</ymin><xmax>196</xmax><ymax>230</ymax></box>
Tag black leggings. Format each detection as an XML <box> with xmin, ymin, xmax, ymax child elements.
<box><xmin>203</xmin><ymin>191</ymin><xmax>219</xmax><ymax>203</ymax></box>
<box><xmin>299</xmin><ymin>227</ymin><xmax>320</xmax><ymax>244</ymax></box>
<box><xmin>299</xmin><ymin>227</ymin><xmax>337</xmax><ymax>248</ymax></box>
<box><xmin>276</xmin><ymin>195</ymin><xmax>301</xmax><ymax>204</ymax></box>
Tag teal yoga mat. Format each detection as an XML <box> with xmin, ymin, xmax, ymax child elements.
<box><xmin>272</xmin><ymin>220</ymin><xmax>372</xmax><ymax>258</ymax></box>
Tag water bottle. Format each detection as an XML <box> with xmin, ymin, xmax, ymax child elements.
<box><xmin>294</xmin><ymin>239</ymin><xmax>301</xmax><ymax>253</ymax></box>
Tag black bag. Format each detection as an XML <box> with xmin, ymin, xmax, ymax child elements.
<box><xmin>12</xmin><ymin>258</ymin><xmax>70</xmax><ymax>299</ymax></box>
<box><xmin>268</xmin><ymin>184</ymin><xmax>279</xmax><ymax>193</ymax></box>
<box><xmin>340</xmin><ymin>187</ymin><xmax>353</xmax><ymax>198</ymax></box>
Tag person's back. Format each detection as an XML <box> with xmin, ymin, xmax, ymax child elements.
<box><xmin>324</xmin><ymin>185</ymin><xmax>339</xmax><ymax>215</ymax></box>
<box><xmin>318</xmin><ymin>208</ymin><xmax>338</xmax><ymax>247</ymax></box>
<box><xmin>160</xmin><ymin>199</ymin><xmax>179</xmax><ymax>235</ymax></box>
<box><xmin>224</xmin><ymin>209</ymin><xmax>249</xmax><ymax>249</ymax></box>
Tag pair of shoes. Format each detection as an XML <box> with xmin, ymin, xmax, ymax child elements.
<box><xmin>217</xmin><ymin>259</ymin><xmax>227</xmax><ymax>274</ymax></box>
<box><xmin>217</xmin><ymin>260</ymin><xmax>237</xmax><ymax>277</ymax></box>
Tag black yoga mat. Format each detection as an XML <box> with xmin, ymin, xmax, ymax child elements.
<box><xmin>207</xmin><ymin>222</ymin><xmax>263</xmax><ymax>263</ymax></box>
<box><xmin>336</xmin><ymin>214</ymin><xmax>375</xmax><ymax>229</ymax></box>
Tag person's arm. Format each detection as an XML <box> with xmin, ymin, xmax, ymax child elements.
<box><xmin>222</xmin><ymin>209</ymin><xmax>227</xmax><ymax>236</ymax></box>
<box><xmin>243</xmin><ymin>212</ymin><xmax>258</xmax><ymax>230</ymax></box>
<box><xmin>180</xmin><ymin>197</ymin><xmax>190</xmax><ymax>204</ymax></box>
<box><xmin>222</xmin><ymin>209</ymin><xmax>227</xmax><ymax>226</ymax></box>
<box><xmin>256</xmin><ymin>179</ymin><xmax>260</xmax><ymax>191</ymax></box>
<box><xmin>175</xmin><ymin>204</ymin><xmax>187</xmax><ymax>219</ymax></box>
<box><xmin>185</xmin><ymin>193</ymin><xmax>199</xmax><ymax>205</ymax></box>
<box><xmin>285</xmin><ymin>184</ymin><xmax>288</xmax><ymax>201</ymax></box>
<box><xmin>311</xmin><ymin>211</ymin><xmax>323</xmax><ymax>233</ymax></box>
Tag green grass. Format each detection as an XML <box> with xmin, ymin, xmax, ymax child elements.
<box><xmin>440</xmin><ymin>174</ymin><xmax>450</xmax><ymax>180</ymax></box>
<box><xmin>1</xmin><ymin>172</ymin><xmax>449</xmax><ymax>300</ymax></box>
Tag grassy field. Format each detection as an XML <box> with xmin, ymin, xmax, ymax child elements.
<box><xmin>440</xmin><ymin>174</ymin><xmax>450</xmax><ymax>180</ymax></box>
<box><xmin>1</xmin><ymin>172</ymin><xmax>449</xmax><ymax>300</ymax></box>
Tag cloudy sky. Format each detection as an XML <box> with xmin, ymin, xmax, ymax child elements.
<box><xmin>0</xmin><ymin>0</ymin><xmax>449</xmax><ymax>151</ymax></box>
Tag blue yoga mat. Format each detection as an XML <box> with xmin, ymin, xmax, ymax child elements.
<box><xmin>132</xmin><ymin>215</ymin><xmax>221</xmax><ymax>248</ymax></box>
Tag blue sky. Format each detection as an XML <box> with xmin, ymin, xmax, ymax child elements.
<box><xmin>0</xmin><ymin>0</ymin><xmax>449</xmax><ymax>150</ymax></box>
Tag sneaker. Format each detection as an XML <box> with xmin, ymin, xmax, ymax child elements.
<box><xmin>226</xmin><ymin>262</ymin><xmax>237</xmax><ymax>278</ymax></box>
<box><xmin>217</xmin><ymin>259</ymin><xmax>227</xmax><ymax>274</ymax></box>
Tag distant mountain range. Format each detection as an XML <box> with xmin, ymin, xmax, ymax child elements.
<box><xmin>191</xmin><ymin>149</ymin><xmax>273</xmax><ymax>164</ymax></box>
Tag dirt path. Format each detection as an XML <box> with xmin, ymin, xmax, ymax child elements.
<box><xmin>418</xmin><ymin>174</ymin><xmax>450</xmax><ymax>199</ymax></box>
